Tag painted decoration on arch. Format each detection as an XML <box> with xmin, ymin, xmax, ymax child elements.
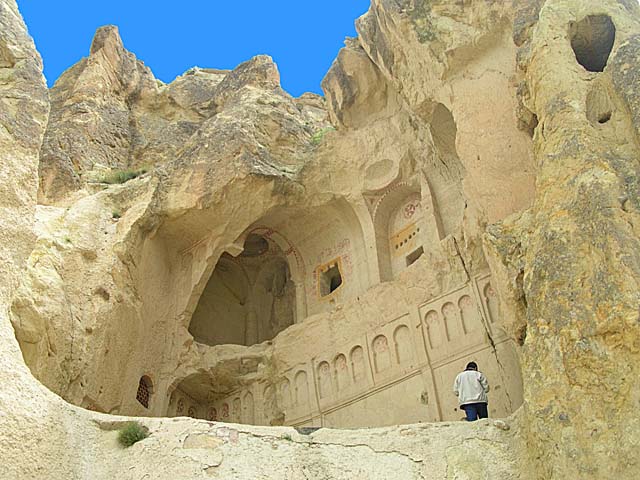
<box><xmin>280</xmin><ymin>378</ymin><xmax>292</xmax><ymax>408</ymax></box>
<box><xmin>442</xmin><ymin>302</ymin><xmax>463</xmax><ymax>340</ymax></box>
<box><xmin>459</xmin><ymin>294</ymin><xmax>481</xmax><ymax>334</ymax></box>
<box><xmin>484</xmin><ymin>283</ymin><xmax>499</xmax><ymax>323</ymax></box>
<box><xmin>403</xmin><ymin>199</ymin><xmax>421</xmax><ymax>219</ymax></box>
<box><xmin>350</xmin><ymin>346</ymin><xmax>367</xmax><ymax>383</ymax></box>
<box><xmin>425</xmin><ymin>310</ymin><xmax>443</xmax><ymax>349</ymax></box>
<box><xmin>207</xmin><ymin>407</ymin><xmax>218</xmax><ymax>421</ymax></box>
<box><xmin>263</xmin><ymin>385</ymin><xmax>277</xmax><ymax>419</ymax></box>
<box><xmin>232</xmin><ymin>398</ymin><xmax>241</xmax><ymax>422</ymax></box>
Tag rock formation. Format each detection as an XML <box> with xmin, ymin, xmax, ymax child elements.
<box><xmin>1</xmin><ymin>0</ymin><xmax>640</xmax><ymax>478</ymax></box>
<box><xmin>487</xmin><ymin>1</ymin><xmax>640</xmax><ymax>478</ymax></box>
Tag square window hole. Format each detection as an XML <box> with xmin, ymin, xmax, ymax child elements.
<box><xmin>406</xmin><ymin>247</ymin><xmax>424</xmax><ymax>267</ymax></box>
<box><xmin>320</xmin><ymin>263</ymin><xmax>343</xmax><ymax>297</ymax></box>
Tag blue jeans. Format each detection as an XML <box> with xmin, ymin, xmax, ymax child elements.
<box><xmin>462</xmin><ymin>402</ymin><xmax>488</xmax><ymax>421</ymax></box>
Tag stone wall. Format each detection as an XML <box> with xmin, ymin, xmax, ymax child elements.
<box><xmin>3</xmin><ymin>0</ymin><xmax>640</xmax><ymax>478</ymax></box>
<box><xmin>179</xmin><ymin>272</ymin><xmax>522</xmax><ymax>428</ymax></box>
<box><xmin>10</xmin><ymin>0</ymin><xmax>532</xmax><ymax>428</ymax></box>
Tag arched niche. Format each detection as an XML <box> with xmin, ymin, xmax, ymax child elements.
<box><xmin>247</xmin><ymin>199</ymin><xmax>369</xmax><ymax>317</ymax></box>
<box><xmin>570</xmin><ymin>15</ymin><xmax>615</xmax><ymax>73</ymax></box>
<box><xmin>167</xmin><ymin>372</ymin><xmax>231</xmax><ymax>421</ymax></box>
<box><xmin>188</xmin><ymin>255</ymin><xmax>250</xmax><ymax>346</ymax></box>
<box><xmin>188</xmin><ymin>233</ymin><xmax>297</xmax><ymax>347</ymax></box>
<box><xmin>373</xmin><ymin>183</ymin><xmax>435</xmax><ymax>280</ymax></box>
<box><xmin>167</xmin><ymin>373</ymin><xmax>211</xmax><ymax>419</ymax></box>
<box><xmin>414</xmin><ymin>101</ymin><xmax>465</xmax><ymax>238</ymax></box>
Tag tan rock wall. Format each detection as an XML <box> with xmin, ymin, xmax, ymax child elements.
<box><xmin>486</xmin><ymin>1</ymin><xmax>640</xmax><ymax>478</ymax></box>
<box><xmin>4</xmin><ymin>0</ymin><xmax>640</xmax><ymax>477</ymax></box>
<box><xmin>190</xmin><ymin>271</ymin><xmax>522</xmax><ymax>428</ymax></box>
<box><xmin>10</xmin><ymin>0</ymin><xmax>528</xmax><ymax>429</ymax></box>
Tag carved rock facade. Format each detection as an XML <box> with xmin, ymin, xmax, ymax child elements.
<box><xmin>2</xmin><ymin>0</ymin><xmax>640</xmax><ymax>479</ymax></box>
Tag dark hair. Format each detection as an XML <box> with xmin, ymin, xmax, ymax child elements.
<box><xmin>465</xmin><ymin>361</ymin><xmax>478</xmax><ymax>371</ymax></box>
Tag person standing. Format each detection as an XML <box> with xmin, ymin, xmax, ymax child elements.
<box><xmin>453</xmin><ymin>361</ymin><xmax>490</xmax><ymax>421</ymax></box>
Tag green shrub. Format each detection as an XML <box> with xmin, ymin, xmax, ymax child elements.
<box><xmin>310</xmin><ymin>127</ymin><xmax>335</xmax><ymax>146</ymax></box>
<box><xmin>99</xmin><ymin>168</ymin><xmax>148</xmax><ymax>185</ymax></box>
<box><xmin>111</xmin><ymin>210</ymin><xmax>121</xmax><ymax>219</ymax></box>
<box><xmin>117</xmin><ymin>422</ymin><xmax>149</xmax><ymax>448</ymax></box>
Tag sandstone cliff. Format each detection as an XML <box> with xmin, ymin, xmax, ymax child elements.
<box><xmin>1</xmin><ymin>0</ymin><xmax>640</xmax><ymax>479</ymax></box>
<box><xmin>486</xmin><ymin>1</ymin><xmax>640</xmax><ymax>478</ymax></box>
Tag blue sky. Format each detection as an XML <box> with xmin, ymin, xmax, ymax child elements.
<box><xmin>19</xmin><ymin>1</ymin><xmax>371</xmax><ymax>97</ymax></box>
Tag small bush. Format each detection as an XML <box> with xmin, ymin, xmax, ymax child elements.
<box><xmin>310</xmin><ymin>127</ymin><xmax>335</xmax><ymax>146</ymax></box>
<box><xmin>117</xmin><ymin>422</ymin><xmax>149</xmax><ymax>448</ymax></box>
<box><xmin>100</xmin><ymin>168</ymin><xmax>148</xmax><ymax>185</ymax></box>
<box><xmin>112</xmin><ymin>210</ymin><xmax>121</xmax><ymax>219</ymax></box>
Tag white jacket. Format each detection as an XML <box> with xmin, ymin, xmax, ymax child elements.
<box><xmin>453</xmin><ymin>370</ymin><xmax>489</xmax><ymax>405</ymax></box>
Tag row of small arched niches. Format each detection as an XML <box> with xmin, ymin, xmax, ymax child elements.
<box><xmin>275</xmin><ymin>324</ymin><xmax>417</xmax><ymax>406</ymax></box>
<box><xmin>423</xmin><ymin>287</ymin><xmax>498</xmax><ymax>349</ymax></box>
<box><xmin>209</xmin><ymin>282</ymin><xmax>501</xmax><ymax>412</ymax></box>
<box><xmin>277</xmin><ymin>283</ymin><xmax>499</xmax><ymax>406</ymax></box>
<box><xmin>176</xmin><ymin>391</ymin><xmax>256</xmax><ymax>424</ymax></box>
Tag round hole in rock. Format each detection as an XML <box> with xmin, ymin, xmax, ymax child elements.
<box><xmin>570</xmin><ymin>15</ymin><xmax>616</xmax><ymax>72</ymax></box>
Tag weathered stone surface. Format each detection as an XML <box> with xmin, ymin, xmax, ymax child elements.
<box><xmin>611</xmin><ymin>34</ymin><xmax>640</xmax><ymax>140</ymax></box>
<box><xmin>0</xmin><ymin>1</ymin><xmax>81</xmax><ymax>478</ymax></box>
<box><xmin>2</xmin><ymin>0</ymin><xmax>640</xmax><ymax>478</ymax></box>
<box><xmin>486</xmin><ymin>1</ymin><xmax>640</xmax><ymax>478</ymax></box>
<box><xmin>513</xmin><ymin>0</ymin><xmax>545</xmax><ymax>47</ymax></box>
<box><xmin>0</xmin><ymin>0</ymin><xmax>48</xmax><ymax>301</ymax></box>
<box><xmin>89</xmin><ymin>414</ymin><xmax>526</xmax><ymax>480</ymax></box>
<box><xmin>38</xmin><ymin>25</ymin><xmax>157</xmax><ymax>204</ymax></box>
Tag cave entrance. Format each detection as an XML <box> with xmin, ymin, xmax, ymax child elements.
<box><xmin>570</xmin><ymin>15</ymin><xmax>616</xmax><ymax>73</ymax></box>
<box><xmin>188</xmin><ymin>233</ymin><xmax>296</xmax><ymax>347</ymax></box>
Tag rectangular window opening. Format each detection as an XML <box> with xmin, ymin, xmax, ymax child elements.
<box><xmin>320</xmin><ymin>263</ymin><xmax>343</xmax><ymax>297</ymax></box>
<box><xmin>406</xmin><ymin>246</ymin><xmax>424</xmax><ymax>267</ymax></box>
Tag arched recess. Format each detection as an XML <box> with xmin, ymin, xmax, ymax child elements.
<box><xmin>247</xmin><ymin>226</ymin><xmax>307</xmax><ymax>323</ymax></box>
<box><xmin>184</xmin><ymin>197</ymin><xmax>368</xmax><ymax>350</ymax></box>
<box><xmin>166</xmin><ymin>372</ymin><xmax>260</xmax><ymax>423</ymax></box>
<box><xmin>166</xmin><ymin>373</ymin><xmax>214</xmax><ymax>419</ymax></box>
<box><xmin>188</xmin><ymin>232</ymin><xmax>297</xmax><ymax>347</ymax></box>
<box><xmin>427</xmin><ymin>103</ymin><xmax>466</xmax><ymax>237</ymax></box>
<box><xmin>188</xmin><ymin>255</ymin><xmax>250</xmax><ymax>346</ymax></box>
<box><xmin>570</xmin><ymin>15</ymin><xmax>615</xmax><ymax>73</ymax></box>
<box><xmin>373</xmin><ymin>183</ymin><xmax>436</xmax><ymax>280</ymax></box>
<box><xmin>245</xmin><ymin>199</ymin><xmax>369</xmax><ymax>317</ymax></box>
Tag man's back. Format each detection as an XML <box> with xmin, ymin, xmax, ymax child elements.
<box><xmin>453</xmin><ymin>369</ymin><xmax>489</xmax><ymax>405</ymax></box>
